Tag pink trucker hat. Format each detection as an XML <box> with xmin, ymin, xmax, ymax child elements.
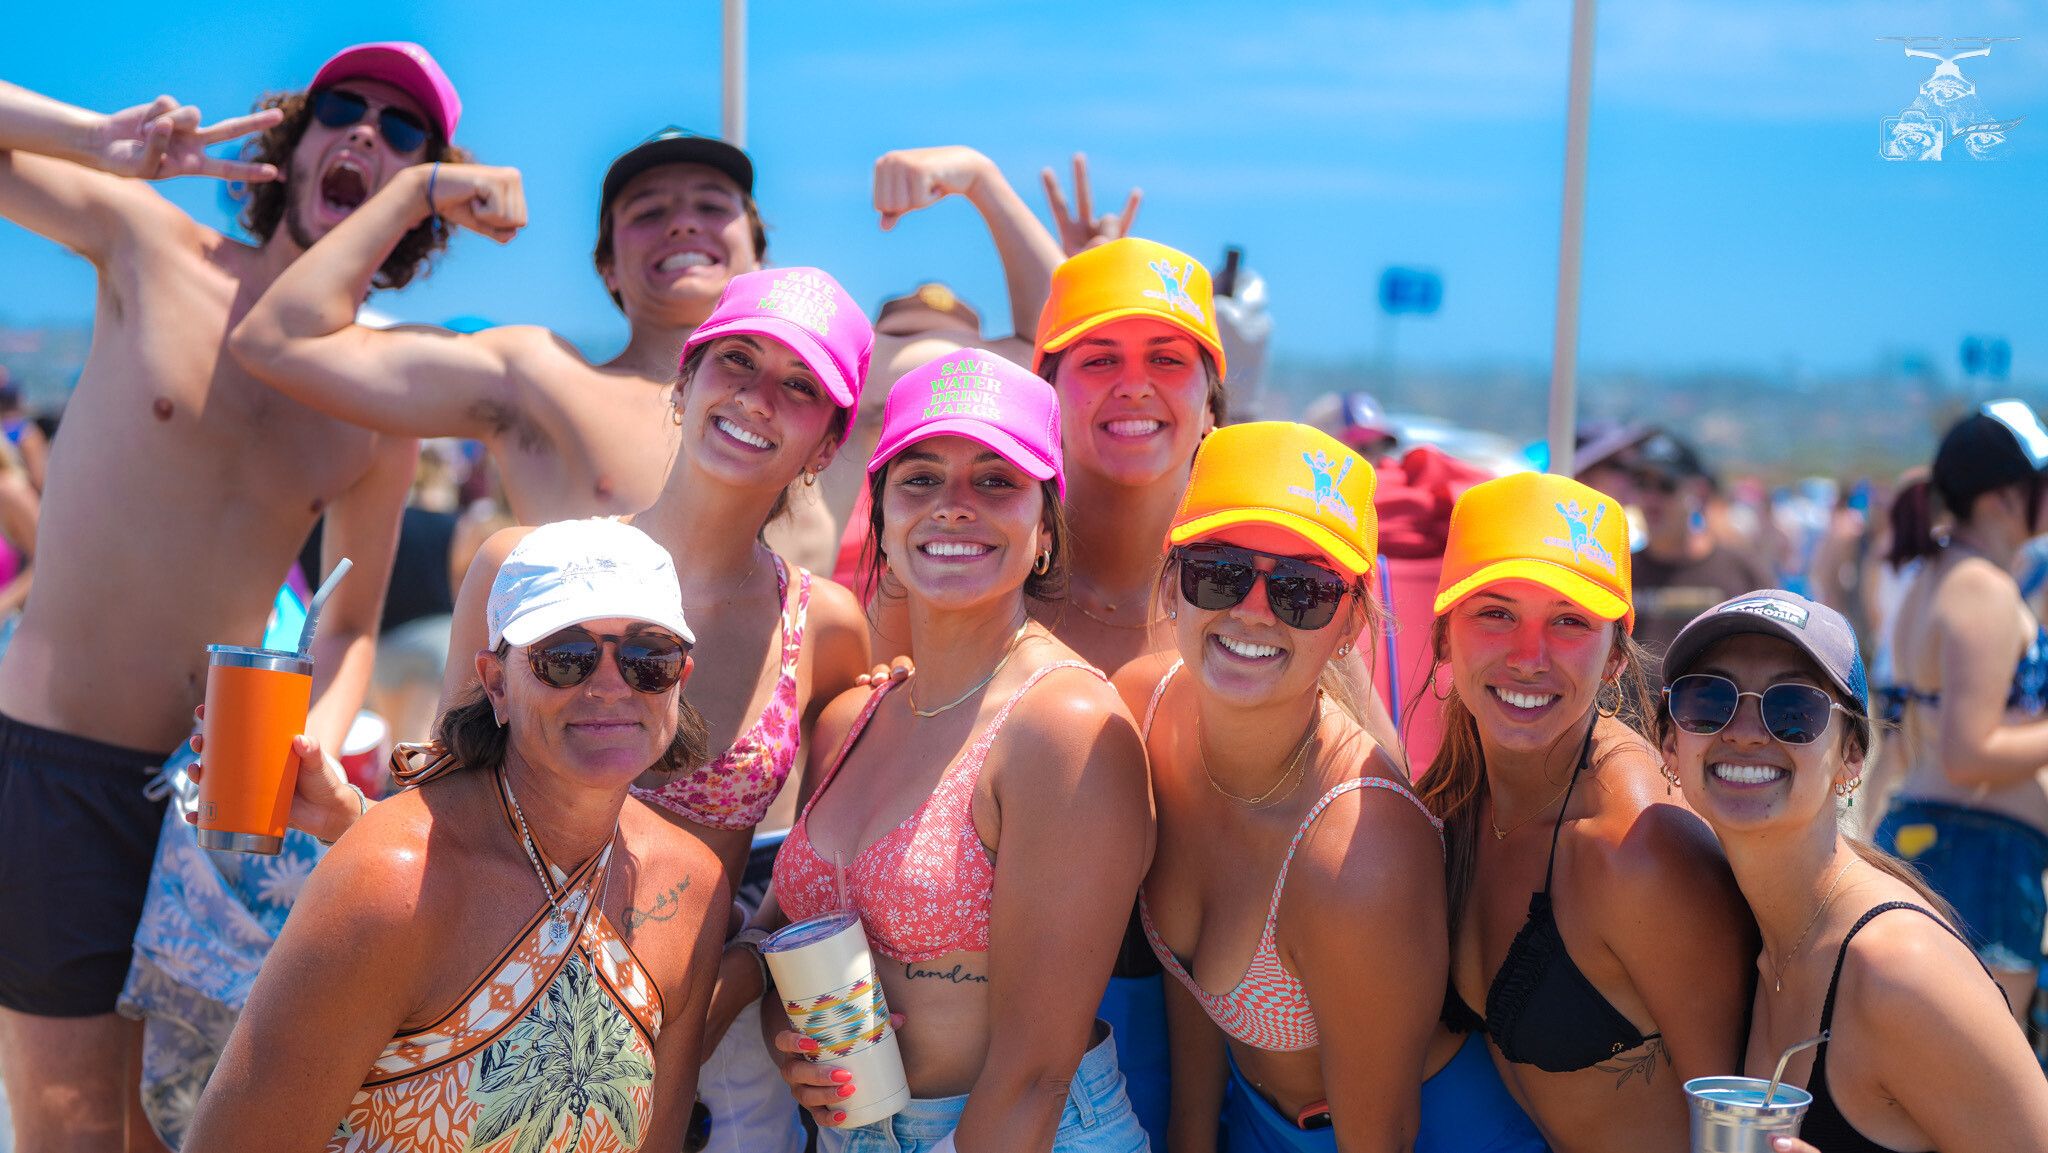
<box><xmin>684</xmin><ymin>268</ymin><xmax>875</xmax><ymax>411</ymax></box>
<box><xmin>311</xmin><ymin>42</ymin><xmax>461</xmax><ymax>142</ymax></box>
<box><xmin>868</xmin><ymin>348</ymin><xmax>1064</xmax><ymax>498</ymax></box>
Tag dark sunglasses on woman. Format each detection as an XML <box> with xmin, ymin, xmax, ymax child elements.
<box><xmin>1664</xmin><ymin>673</ymin><xmax>1847</xmax><ymax>745</ymax></box>
<box><xmin>1172</xmin><ymin>542</ymin><xmax>1355</xmax><ymax>631</ymax></box>
<box><xmin>525</xmin><ymin>627</ymin><xmax>691</xmax><ymax>694</ymax></box>
<box><xmin>311</xmin><ymin>88</ymin><xmax>431</xmax><ymax>155</ymax></box>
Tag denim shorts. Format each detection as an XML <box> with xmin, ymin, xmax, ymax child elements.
<box><xmin>1878</xmin><ymin>797</ymin><xmax>2048</xmax><ymax>973</ymax></box>
<box><xmin>817</xmin><ymin>1025</ymin><xmax>1149</xmax><ymax>1153</ymax></box>
<box><xmin>1221</xmin><ymin>1033</ymin><xmax>1548</xmax><ymax>1153</ymax></box>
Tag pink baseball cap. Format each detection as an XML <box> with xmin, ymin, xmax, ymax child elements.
<box><xmin>684</xmin><ymin>268</ymin><xmax>874</xmax><ymax>411</ymax></box>
<box><xmin>868</xmin><ymin>348</ymin><xmax>1065</xmax><ymax>498</ymax></box>
<box><xmin>311</xmin><ymin>42</ymin><xmax>461</xmax><ymax>142</ymax></box>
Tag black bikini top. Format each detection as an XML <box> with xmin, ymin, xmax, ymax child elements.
<box><xmin>1444</xmin><ymin>725</ymin><xmax>1663</xmax><ymax>1073</ymax></box>
<box><xmin>1796</xmin><ymin>901</ymin><xmax>1991</xmax><ymax>1153</ymax></box>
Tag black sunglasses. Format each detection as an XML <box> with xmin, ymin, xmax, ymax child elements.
<box><xmin>1172</xmin><ymin>543</ymin><xmax>1355</xmax><ymax>631</ymax></box>
<box><xmin>525</xmin><ymin>627</ymin><xmax>690</xmax><ymax>694</ymax></box>
<box><xmin>1664</xmin><ymin>673</ymin><xmax>1846</xmax><ymax>746</ymax></box>
<box><xmin>311</xmin><ymin>88</ymin><xmax>431</xmax><ymax>155</ymax></box>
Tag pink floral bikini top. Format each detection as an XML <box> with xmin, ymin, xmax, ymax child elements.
<box><xmin>774</xmin><ymin>662</ymin><xmax>1100</xmax><ymax>963</ymax></box>
<box><xmin>635</xmin><ymin>556</ymin><xmax>809</xmax><ymax>831</ymax></box>
<box><xmin>1136</xmin><ymin>660</ymin><xmax>1444</xmax><ymax>1053</ymax></box>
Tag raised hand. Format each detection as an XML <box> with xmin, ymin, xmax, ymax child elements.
<box><xmin>94</xmin><ymin>95</ymin><xmax>282</xmax><ymax>183</ymax></box>
<box><xmin>426</xmin><ymin>164</ymin><xmax>527</xmax><ymax>243</ymax></box>
<box><xmin>872</xmin><ymin>145</ymin><xmax>996</xmax><ymax>231</ymax></box>
<box><xmin>1041</xmin><ymin>152</ymin><xmax>1141</xmax><ymax>256</ymax></box>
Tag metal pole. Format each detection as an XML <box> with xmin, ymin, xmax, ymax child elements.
<box><xmin>722</xmin><ymin>0</ymin><xmax>747</xmax><ymax>147</ymax></box>
<box><xmin>1547</xmin><ymin>0</ymin><xmax>1596</xmax><ymax>475</ymax></box>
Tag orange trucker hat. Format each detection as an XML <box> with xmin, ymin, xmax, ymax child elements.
<box><xmin>1167</xmin><ymin>422</ymin><xmax>1377</xmax><ymax>576</ymax></box>
<box><xmin>1035</xmin><ymin>238</ymin><xmax>1227</xmax><ymax>378</ymax></box>
<box><xmin>1433</xmin><ymin>472</ymin><xmax>1634</xmax><ymax>632</ymax></box>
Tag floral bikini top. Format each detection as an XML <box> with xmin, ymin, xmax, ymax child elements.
<box><xmin>326</xmin><ymin>779</ymin><xmax>662</xmax><ymax>1153</ymax></box>
<box><xmin>774</xmin><ymin>662</ymin><xmax>1101</xmax><ymax>962</ymax></box>
<box><xmin>636</xmin><ymin>556</ymin><xmax>811</xmax><ymax>831</ymax></box>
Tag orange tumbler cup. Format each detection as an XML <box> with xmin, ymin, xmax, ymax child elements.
<box><xmin>197</xmin><ymin>645</ymin><xmax>314</xmax><ymax>855</ymax></box>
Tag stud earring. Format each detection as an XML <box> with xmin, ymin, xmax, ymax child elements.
<box><xmin>1335</xmin><ymin>642</ymin><xmax>1352</xmax><ymax>657</ymax></box>
<box><xmin>1166</xmin><ymin>608</ymin><xmax>1177</xmax><ymax>620</ymax></box>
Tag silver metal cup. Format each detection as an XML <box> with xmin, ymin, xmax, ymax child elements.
<box><xmin>1684</xmin><ymin>1076</ymin><xmax>1813</xmax><ymax>1153</ymax></box>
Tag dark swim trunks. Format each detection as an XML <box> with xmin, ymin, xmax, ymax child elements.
<box><xmin>0</xmin><ymin>710</ymin><xmax>174</xmax><ymax>1016</ymax></box>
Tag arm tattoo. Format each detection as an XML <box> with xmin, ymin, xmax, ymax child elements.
<box><xmin>901</xmin><ymin>962</ymin><xmax>989</xmax><ymax>985</ymax></box>
<box><xmin>1597</xmin><ymin>1035</ymin><xmax>1667</xmax><ymax>1090</ymax></box>
<box><xmin>625</xmin><ymin>877</ymin><xmax>692</xmax><ymax>930</ymax></box>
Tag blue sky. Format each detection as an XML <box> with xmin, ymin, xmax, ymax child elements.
<box><xmin>4</xmin><ymin>0</ymin><xmax>2044</xmax><ymax>382</ymax></box>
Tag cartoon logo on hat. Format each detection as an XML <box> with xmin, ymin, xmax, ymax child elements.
<box><xmin>1286</xmin><ymin>451</ymin><xmax>1359</xmax><ymax>529</ymax></box>
<box><xmin>1542</xmin><ymin>500</ymin><xmax>1617</xmax><ymax>575</ymax></box>
<box><xmin>1142</xmin><ymin>260</ymin><xmax>1208</xmax><ymax>324</ymax></box>
<box><xmin>756</xmin><ymin>270</ymin><xmax>839</xmax><ymax>338</ymax></box>
<box><xmin>1728</xmin><ymin>597</ymin><xmax>1809</xmax><ymax>628</ymax></box>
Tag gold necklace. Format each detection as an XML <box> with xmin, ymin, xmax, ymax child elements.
<box><xmin>907</xmin><ymin>623</ymin><xmax>1031</xmax><ymax>718</ymax></box>
<box><xmin>1068</xmin><ymin>577</ymin><xmax>1162</xmax><ymax>631</ymax></box>
<box><xmin>1198</xmin><ymin>693</ymin><xmax>1324</xmax><ymax>807</ymax></box>
<box><xmin>1772</xmin><ymin>857</ymin><xmax>1855</xmax><ymax>993</ymax></box>
<box><xmin>1489</xmin><ymin>775</ymin><xmax>1575</xmax><ymax>840</ymax></box>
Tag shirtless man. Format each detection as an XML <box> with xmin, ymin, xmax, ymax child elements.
<box><xmin>229</xmin><ymin>127</ymin><xmax>767</xmax><ymax>526</ymax></box>
<box><xmin>0</xmin><ymin>44</ymin><xmax>461</xmax><ymax>1149</ymax></box>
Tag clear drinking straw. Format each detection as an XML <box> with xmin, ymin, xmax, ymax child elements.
<box><xmin>835</xmin><ymin>849</ymin><xmax>850</xmax><ymax>913</ymax></box>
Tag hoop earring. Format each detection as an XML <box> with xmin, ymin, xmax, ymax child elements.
<box><xmin>1660</xmin><ymin>763</ymin><xmax>1680</xmax><ymax>795</ymax></box>
<box><xmin>1429</xmin><ymin>664</ymin><xmax>1452</xmax><ymax>702</ymax></box>
<box><xmin>1033</xmin><ymin>550</ymin><xmax>1051</xmax><ymax>576</ymax></box>
<box><xmin>801</xmin><ymin>470</ymin><xmax>818</xmax><ymax>488</ymax></box>
<box><xmin>1834</xmin><ymin>776</ymin><xmax>1864</xmax><ymax>798</ymax></box>
<box><xmin>669</xmin><ymin>402</ymin><xmax>684</xmax><ymax>427</ymax></box>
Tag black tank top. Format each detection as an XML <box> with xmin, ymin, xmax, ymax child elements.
<box><xmin>1444</xmin><ymin>725</ymin><xmax>1663</xmax><ymax>1072</ymax></box>
<box><xmin>1796</xmin><ymin>901</ymin><xmax>1987</xmax><ymax>1153</ymax></box>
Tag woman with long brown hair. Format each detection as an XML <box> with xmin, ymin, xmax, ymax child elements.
<box><xmin>1416</xmin><ymin>472</ymin><xmax>1755</xmax><ymax>1153</ymax></box>
<box><xmin>1657</xmin><ymin>588</ymin><xmax>2048</xmax><ymax>1152</ymax></box>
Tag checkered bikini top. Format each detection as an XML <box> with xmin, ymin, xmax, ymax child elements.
<box><xmin>1137</xmin><ymin>660</ymin><xmax>1443</xmax><ymax>1053</ymax></box>
<box><xmin>325</xmin><ymin>787</ymin><xmax>662</xmax><ymax>1152</ymax></box>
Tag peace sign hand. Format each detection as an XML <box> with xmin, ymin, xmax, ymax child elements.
<box><xmin>94</xmin><ymin>95</ymin><xmax>282</xmax><ymax>183</ymax></box>
<box><xmin>1041</xmin><ymin>152</ymin><xmax>1141</xmax><ymax>256</ymax></box>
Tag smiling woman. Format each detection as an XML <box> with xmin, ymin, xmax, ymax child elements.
<box><xmin>1656</xmin><ymin>591</ymin><xmax>2048</xmax><ymax>1152</ymax></box>
<box><xmin>1416</xmin><ymin>472</ymin><xmax>1757</xmax><ymax>1153</ymax></box>
<box><xmin>184</xmin><ymin>519</ymin><xmax>728</xmax><ymax>1153</ymax></box>
<box><xmin>761</xmin><ymin>349</ymin><xmax>1153</xmax><ymax>1153</ymax></box>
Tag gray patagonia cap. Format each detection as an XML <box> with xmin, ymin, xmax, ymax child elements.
<box><xmin>1663</xmin><ymin>589</ymin><xmax>1870</xmax><ymax>734</ymax></box>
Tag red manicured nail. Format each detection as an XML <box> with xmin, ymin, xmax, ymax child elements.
<box><xmin>832</xmin><ymin>1112</ymin><xmax>847</xmax><ymax>1124</ymax></box>
<box><xmin>798</xmin><ymin>1037</ymin><xmax>819</xmax><ymax>1051</ymax></box>
<box><xmin>837</xmin><ymin>1084</ymin><xmax>856</xmax><ymax>1098</ymax></box>
<box><xmin>831</xmin><ymin>1069</ymin><xmax>852</xmax><ymax>1084</ymax></box>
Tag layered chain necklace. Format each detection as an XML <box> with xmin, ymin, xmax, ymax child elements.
<box><xmin>1197</xmin><ymin>692</ymin><xmax>1325</xmax><ymax>808</ymax></box>
<box><xmin>500</xmin><ymin>767</ymin><xmax>618</xmax><ymax>945</ymax></box>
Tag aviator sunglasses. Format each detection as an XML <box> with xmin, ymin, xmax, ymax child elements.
<box><xmin>311</xmin><ymin>89</ymin><xmax>431</xmax><ymax>155</ymax></box>
<box><xmin>524</xmin><ymin>627</ymin><xmax>690</xmax><ymax>694</ymax></box>
<box><xmin>1664</xmin><ymin>673</ymin><xmax>1848</xmax><ymax>746</ymax></box>
<box><xmin>1172</xmin><ymin>543</ymin><xmax>1355</xmax><ymax>631</ymax></box>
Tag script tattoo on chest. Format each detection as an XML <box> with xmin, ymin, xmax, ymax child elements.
<box><xmin>901</xmin><ymin>962</ymin><xmax>989</xmax><ymax>985</ymax></box>
<box><xmin>1597</xmin><ymin>1035</ymin><xmax>1667</xmax><ymax>1090</ymax></box>
<box><xmin>626</xmin><ymin>877</ymin><xmax>692</xmax><ymax>930</ymax></box>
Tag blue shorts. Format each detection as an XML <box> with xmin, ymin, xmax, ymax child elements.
<box><xmin>1222</xmin><ymin>1033</ymin><xmax>1548</xmax><ymax>1153</ymax></box>
<box><xmin>818</xmin><ymin>1025</ymin><xmax>1148</xmax><ymax>1153</ymax></box>
<box><xmin>1878</xmin><ymin>797</ymin><xmax>2048</xmax><ymax>974</ymax></box>
<box><xmin>1097</xmin><ymin>972</ymin><xmax>1168</xmax><ymax>1149</ymax></box>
